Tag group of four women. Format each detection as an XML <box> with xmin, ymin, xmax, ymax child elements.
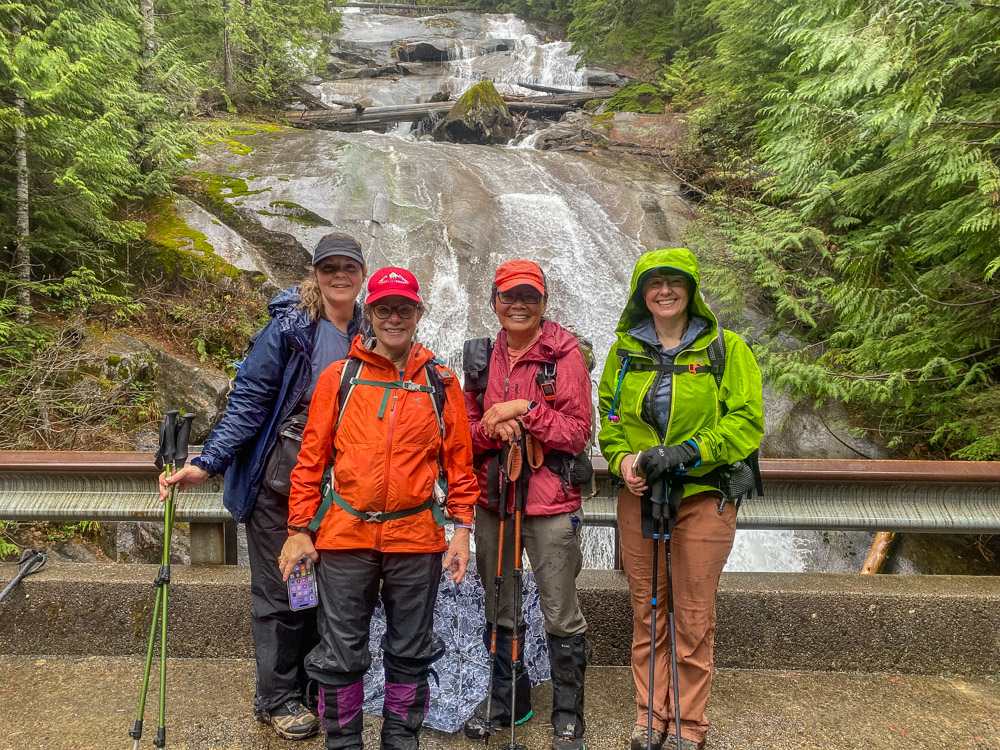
<box><xmin>162</xmin><ymin>233</ymin><xmax>764</xmax><ymax>750</ymax></box>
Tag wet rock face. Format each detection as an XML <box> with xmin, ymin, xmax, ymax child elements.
<box><xmin>432</xmin><ymin>81</ymin><xmax>514</xmax><ymax>144</ymax></box>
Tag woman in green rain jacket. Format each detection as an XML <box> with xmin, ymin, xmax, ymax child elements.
<box><xmin>598</xmin><ymin>248</ymin><xmax>764</xmax><ymax>750</ymax></box>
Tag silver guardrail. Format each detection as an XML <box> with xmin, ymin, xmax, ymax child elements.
<box><xmin>2</xmin><ymin>453</ymin><xmax>999</xmax><ymax>564</ymax></box>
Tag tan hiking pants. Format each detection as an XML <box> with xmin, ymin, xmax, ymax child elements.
<box><xmin>617</xmin><ymin>488</ymin><xmax>737</xmax><ymax>745</ymax></box>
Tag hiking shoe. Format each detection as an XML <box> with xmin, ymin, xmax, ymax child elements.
<box><xmin>665</xmin><ymin>735</ymin><xmax>705</xmax><ymax>750</ymax></box>
<box><xmin>462</xmin><ymin>698</ymin><xmax>533</xmax><ymax>739</ymax></box>
<box><xmin>257</xmin><ymin>699</ymin><xmax>319</xmax><ymax>740</ymax></box>
<box><xmin>552</xmin><ymin>727</ymin><xmax>585</xmax><ymax>749</ymax></box>
<box><xmin>630</xmin><ymin>723</ymin><xmax>664</xmax><ymax>750</ymax></box>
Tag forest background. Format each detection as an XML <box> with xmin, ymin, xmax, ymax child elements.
<box><xmin>1</xmin><ymin>0</ymin><xmax>998</xmax><ymax>465</ymax></box>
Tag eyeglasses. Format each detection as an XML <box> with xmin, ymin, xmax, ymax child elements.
<box><xmin>643</xmin><ymin>276</ymin><xmax>688</xmax><ymax>292</ymax></box>
<box><xmin>316</xmin><ymin>261</ymin><xmax>362</xmax><ymax>276</ymax></box>
<box><xmin>496</xmin><ymin>290</ymin><xmax>544</xmax><ymax>305</ymax></box>
<box><xmin>372</xmin><ymin>304</ymin><xmax>419</xmax><ymax>320</ymax></box>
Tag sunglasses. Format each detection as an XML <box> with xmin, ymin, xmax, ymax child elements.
<box><xmin>371</xmin><ymin>304</ymin><xmax>419</xmax><ymax>320</ymax></box>
<box><xmin>496</xmin><ymin>290</ymin><xmax>543</xmax><ymax>305</ymax></box>
<box><xmin>643</xmin><ymin>276</ymin><xmax>688</xmax><ymax>292</ymax></box>
<box><xmin>316</xmin><ymin>261</ymin><xmax>362</xmax><ymax>275</ymax></box>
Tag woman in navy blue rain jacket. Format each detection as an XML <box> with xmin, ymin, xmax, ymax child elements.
<box><xmin>159</xmin><ymin>234</ymin><xmax>368</xmax><ymax>741</ymax></box>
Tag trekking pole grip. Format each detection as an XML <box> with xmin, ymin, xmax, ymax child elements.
<box><xmin>155</xmin><ymin>410</ymin><xmax>179</xmax><ymax>471</ymax></box>
<box><xmin>174</xmin><ymin>413</ymin><xmax>196</xmax><ymax>469</ymax></box>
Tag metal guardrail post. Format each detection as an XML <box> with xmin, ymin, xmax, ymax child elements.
<box><xmin>189</xmin><ymin>522</ymin><xmax>227</xmax><ymax>565</ymax></box>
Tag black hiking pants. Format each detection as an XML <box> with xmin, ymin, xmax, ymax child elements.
<box><xmin>306</xmin><ymin>549</ymin><xmax>445</xmax><ymax>750</ymax></box>
<box><xmin>247</xmin><ymin>481</ymin><xmax>320</xmax><ymax>714</ymax></box>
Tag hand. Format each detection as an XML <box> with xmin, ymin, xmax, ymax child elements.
<box><xmin>621</xmin><ymin>453</ymin><xmax>647</xmax><ymax>496</ymax></box>
<box><xmin>442</xmin><ymin>527</ymin><xmax>470</xmax><ymax>583</ymax></box>
<box><xmin>279</xmin><ymin>533</ymin><xmax>319</xmax><ymax>581</ymax></box>
<box><xmin>638</xmin><ymin>441</ymin><xmax>701</xmax><ymax>483</ymax></box>
<box><xmin>159</xmin><ymin>464</ymin><xmax>210</xmax><ymax>501</ymax></box>
<box><xmin>492</xmin><ymin>418</ymin><xmax>524</xmax><ymax>443</ymax></box>
<box><xmin>481</xmin><ymin>400</ymin><xmax>531</xmax><ymax>435</ymax></box>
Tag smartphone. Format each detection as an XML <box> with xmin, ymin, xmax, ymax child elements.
<box><xmin>287</xmin><ymin>556</ymin><xmax>319</xmax><ymax>611</ymax></box>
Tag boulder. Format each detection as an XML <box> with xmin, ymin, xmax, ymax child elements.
<box><xmin>394</xmin><ymin>41</ymin><xmax>448</xmax><ymax>63</ymax></box>
<box><xmin>432</xmin><ymin>81</ymin><xmax>515</xmax><ymax>145</ymax></box>
<box><xmin>429</xmin><ymin>91</ymin><xmax>450</xmax><ymax>103</ymax></box>
<box><xmin>587</xmin><ymin>70</ymin><xmax>625</xmax><ymax>87</ymax></box>
<box><xmin>96</xmin><ymin>332</ymin><xmax>231</xmax><ymax>444</ymax></box>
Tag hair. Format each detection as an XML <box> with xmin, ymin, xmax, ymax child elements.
<box><xmin>298</xmin><ymin>263</ymin><xmax>368</xmax><ymax>323</ymax></box>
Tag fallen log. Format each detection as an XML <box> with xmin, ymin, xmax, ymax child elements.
<box><xmin>285</xmin><ymin>91</ymin><xmax>608</xmax><ymax>129</ymax></box>
<box><xmin>516</xmin><ymin>81</ymin><xmax>589</xmax><ymax>95</ymax></box>
<box><xmin>861</xmin><ymin>531</ymin><xmax>898</xmax><ymax>574</ymax></box>
<box><xmin>346</xmin><ymin>2</ymin><xmax>471</xmax><ymax>9</ymax></box>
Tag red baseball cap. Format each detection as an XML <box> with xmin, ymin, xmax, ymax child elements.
<box><xmin>494</xmin><ymin>259</ymin><xmax>546</xmax><ymax>295</ymax></box>
<box><xmin>366</xmin><ymin>266</ymin><xmax>423</xmax><ymax>305</ymax></box>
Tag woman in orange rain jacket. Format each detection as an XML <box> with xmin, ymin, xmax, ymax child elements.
<box><xmin>278</xmin><ymin>266</ymin><xmax>478</xmax><ymax>750</ymax></box>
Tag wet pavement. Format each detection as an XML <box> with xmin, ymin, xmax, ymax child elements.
<box><xmin>1</xmin><ymin>657</ymin><xmax>997</xmax><ymax>750</ymax></box>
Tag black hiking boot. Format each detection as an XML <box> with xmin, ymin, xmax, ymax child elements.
<box><xmin>547</xmin><ymin>633</ymin><xmax>590</xmax><ymax>750</ymax></box>
<box><xmin>665</xmin><ymin>735</ymin><xmax>705</xmax><ymax>750</ymax></box>
<box><xmin>463</xmin><ymin>625</ymin><xmax>533</xmax><ymax>739</ymax></box>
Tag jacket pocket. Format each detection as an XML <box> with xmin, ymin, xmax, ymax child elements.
<box><xmin>262</xmin><ymin>412</ymin><xmax>308</xmax><ymax>497</ymax></box>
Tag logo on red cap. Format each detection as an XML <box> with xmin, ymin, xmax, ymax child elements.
<box><xmin>366</xmin><ymin>267</ymin><xmax>423</xmax><ymax>305</ymax></box>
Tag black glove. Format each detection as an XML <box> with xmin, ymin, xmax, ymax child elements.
<box><xmin>638</xmin><ymin>440</ymin><xmax>701</xmax><ymax>483</ymax></box>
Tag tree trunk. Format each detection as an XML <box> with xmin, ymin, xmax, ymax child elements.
<box><xmin>223</xmin><ymin>0</ymin><xmax>235</xmax><ymax>99</ymax></box>
<box><xmin>861</xmin><ymin>531</ymin><xmax>898</xmax><ymax>574</ymax></box>
<box><xmin>12</xmin><ymin>22</ymin><xmax>30</xmax><ymax>324</ymax></box>
<box><xmin>138</xmin><ymin>0</ymin><xmax>156</xmax><ymax>173</ymax></box>
<box><xmin>139</xmin><ymin>0</ymin><xmax>155</xmax><ymax>70</ymax></box>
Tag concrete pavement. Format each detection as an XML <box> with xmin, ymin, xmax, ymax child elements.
<box><xmin>1</xmin><ymin>657</ymin><xmax>997</xmax><ymax>750</ymax></box>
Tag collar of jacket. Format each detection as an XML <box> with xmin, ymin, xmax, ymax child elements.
<box><xmin>494</xmin><ymin>319</ymin><xmax>579</xmax><ymax>364</ymax></box>
<box><xmin>268</xmin><ymin>286</ymin><xmax>364</xmax><ymax>354</ymax></box>
<box><xmin>347</xmin><ymin>335</ymin><xmax>435</xmax><ymax>379</ymax></box>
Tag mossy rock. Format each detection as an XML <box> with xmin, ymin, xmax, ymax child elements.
<box><xmin>432</xmin><ymin>81</ymin><xmax>515</xmax><ymax>145</ymax></box>
<box><xmin>256</xmin><ymin>200</ymin><xmax>332</xmax><ymax>227</ymax></box>
<box><xmin>145</xmin><ymin>197</ymin><xmax>240</xmax><ymax>281</ymax></box>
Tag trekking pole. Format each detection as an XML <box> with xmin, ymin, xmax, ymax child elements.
<box><xmin>130</xmin><ymin>410</ymin><xmax>194</xmax><ymax>750</ymax></box>
<box><xmin>646</xmin><ymin>475</ymin><xmax>665</xmax><ymax>750</ymax></box>
<box><xmin>500</xmin><ymin>434</ymin><xmax>528</xmax><ymax>750</ymax></box>
<box><xmin>0</xmin><ymin>548</ymin><xmax>46</xmax><ymax>606</ymax></box>
<box><xmin>664</xmin><ymin>478</ymin><xmax>683</xmax><ymax>750</ymax></box>
<box><xmin>483</xmin><ymin>446</ymin><xmax>511</xmax><ymax>748</ymax></box>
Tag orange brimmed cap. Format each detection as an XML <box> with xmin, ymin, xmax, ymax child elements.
<box><xmin>494</xmin><ymin>259</ymin><xmax>546</xmax><ymax>295</ymax></box>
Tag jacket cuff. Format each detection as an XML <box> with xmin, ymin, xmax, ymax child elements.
<box><xmin>191</xmin><ymin>455</ymin><xmax>216</xmax><ymax>476</ymax></box>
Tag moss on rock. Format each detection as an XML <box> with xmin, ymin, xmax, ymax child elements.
<box><xmin>432</xmin><ymin>81</ymin><xmax>515</xmax><ymax>145</ymax></box>
<box><xmin>256</xmin><ymin>200</ymin><xmax>332</xmax><ymax>227</ymax></box>
<box><xmin>145</xmin><ymin>197</ymin><xmax>239</xmax><ymax>280</ymax></box>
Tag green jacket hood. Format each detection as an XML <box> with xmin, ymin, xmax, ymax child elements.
<box><xmin>615</xmin><ymin>247</ymin><xmax>719</xmax><ymax>345</ymax></box>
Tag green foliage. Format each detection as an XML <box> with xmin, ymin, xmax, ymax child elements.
<box><xmin>678</xmin><ymin>0</ymin><xmax>1000</xmax><ymax>458</ymax></box>
<box><xmin>0</xmin><ymin>521</ymin><xmax>18</xmax><ymax>559</ymax></box>
<box><xmin>605</xmin><ymin>82</ymin><xmax>665</xmax><ymax>114</ymax></box>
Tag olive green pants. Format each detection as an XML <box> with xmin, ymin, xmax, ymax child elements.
<box><xmin>474</xmin><ymin>505</ymin><xmax>588</xmax><ymax>638</ymax></box>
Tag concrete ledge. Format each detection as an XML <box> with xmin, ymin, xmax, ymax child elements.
<box><xmin>2</xmin><ymin>564</ymin><xmax>998</xmax><ymax>676</ymax></box>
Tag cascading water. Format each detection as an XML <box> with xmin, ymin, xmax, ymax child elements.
<box><xmin>206</xmin><ymin>8</ymin><xmax>809</xmax><ymax>731</ymax></box>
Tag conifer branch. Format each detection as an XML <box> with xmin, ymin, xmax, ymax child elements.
<box><xmin>826</xmin><ymin>347</ymin><xmax>1000</xmax><ymax>382</ymax></box>
<box><xmin>898</xmin><ymin>271</ymin><xmax>1000</xmax><ymax>308</ymax></box>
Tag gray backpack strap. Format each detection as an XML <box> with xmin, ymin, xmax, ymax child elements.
<box><xmin>706</xmin><ymin>328</ymin><xmax>726</xmax><ymax>390</ymax></box>
<box><xmin>335</xmin><ymin>358</ymin><xmax>364</xmax><ymax>430</ymax></box>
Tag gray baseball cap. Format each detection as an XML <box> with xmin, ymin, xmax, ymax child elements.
<box><xmin>312</xmin><ymin>233</ymin><xmax>365</xmax><ymax>267</ymax></box>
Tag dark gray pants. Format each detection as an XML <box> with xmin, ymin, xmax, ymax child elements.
<box><xmin>246</xmin><ymin>482</ymin><xmax>320</xmax><ymax>714</ymax></box>
<box><xmin>307</xmin><ymin>550</ymin><xmax>445</xmax><ymax>750</ymax></box>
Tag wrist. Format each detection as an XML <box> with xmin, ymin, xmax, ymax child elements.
<box><xmin>452</xmin><ymin>525</ymin><xmax>472</xmax><ymax>534</ymax></box>
<box><xmin>287</xmin><ymin>525</ymin><xmax>311</xmax><ymax>535</ymax></box>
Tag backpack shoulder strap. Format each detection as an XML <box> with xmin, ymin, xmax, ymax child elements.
<box><xmin>706</xmin><ymin>328</ymin><xmax>726</xmax><ymax>390</ymax></box>
<box><xmin>335</xmin><ymin>358</ymin><xmax>364</xmax><ymax>430</ymax></box>
<box><xmin>423</xmin><ymin>357</ymin><xmax>452</xmax><ymax>439</ymax></box>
